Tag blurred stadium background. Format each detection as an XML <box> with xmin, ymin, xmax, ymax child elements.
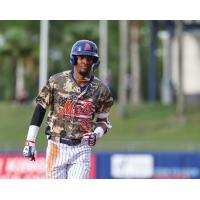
<box><xmin>1</xmin><ymin>20</ymin><xmax>200</xmax><ymax>178</ymax></box>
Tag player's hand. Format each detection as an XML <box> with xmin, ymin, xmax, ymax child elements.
<box><xmin>82</xmin><ymin>132</ymin><xmax>97</xmax><ymax>146</ymax></box>
<box><xmin>23</xmin><ymin>140</ymin><xmax>36</xmax><ymax>161</ymax></box>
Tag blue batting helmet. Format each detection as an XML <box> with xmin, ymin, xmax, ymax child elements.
<box><xmin>70</xmin><ymin>40</ymin><xmax>100</xmax><ymax>71</ymax></box>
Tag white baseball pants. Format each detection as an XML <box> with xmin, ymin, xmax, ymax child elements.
<box><xmin>46</xmin><ymin>140</ymin><xmax>91</xmax><ymax>179</ymax></box>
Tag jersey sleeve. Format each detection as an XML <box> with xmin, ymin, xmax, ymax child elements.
<box><xmin>95</xmin><ymin>85</ymin><xmax>114</xmax><ymax>119</ymax></box>
<box><xmin>35</xmin><ymin>77</ymin><xmax>54</xmax><ymax>109</ymax></box>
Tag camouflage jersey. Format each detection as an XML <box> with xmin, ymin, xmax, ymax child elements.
<box><xmin>36</xmin><ymin>70</ymin><xmax>114</xmax><ymax>139</ymax></box>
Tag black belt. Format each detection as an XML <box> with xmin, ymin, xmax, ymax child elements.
<box><xmin>60</xmin><ymin>138</ymin><xmax>82</xmax><ymax>146</ymax></box>
<box><xmin>50</xmin><ymin>136</ymin><xmax>82</xmax><ymax>146</ymax></box>
<box><xmin>46</xmin><ymin>128</ymin><xmax>82</xmax><ymax>146</ymax></box>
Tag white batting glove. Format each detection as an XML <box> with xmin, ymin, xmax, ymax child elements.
<box><xmin>82</xmin><ymin>132</ymin><xmax>97</xmax><ymax>146</ymax></box>
<box><xmin>23</xmin><ymin>140</ymin><xmax>37</xmax><ymax>161</ymax></box>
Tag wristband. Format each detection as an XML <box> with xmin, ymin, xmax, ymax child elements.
<box><xmin>26</xmin><ymin>125</ymin><xmax>39</xmax><ymax>142</ymax></box>
<box><xmin>94</xmin><ymin>127</ymin><xmax>104</xmax><ymax>139</ymax></box>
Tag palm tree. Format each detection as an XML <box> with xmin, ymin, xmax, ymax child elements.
<box><xmin>118</xmin><ymin>20</ymin><xmax>128</xmax><ymax>118</ymax></box>
<box><xmin>130</xmin><ymin>20</ymin><xmax>141</xmax><ymax>104</ymax></box>
<box><xmin>0</xmin><ymin>22</ymin><xmax>39</xmax><ymax>101</ymax></box>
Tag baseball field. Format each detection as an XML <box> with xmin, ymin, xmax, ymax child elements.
<box><xmin>0</xmin><ymin>101</ymin><xmax>200</xmax><ymax>152</ymax></box>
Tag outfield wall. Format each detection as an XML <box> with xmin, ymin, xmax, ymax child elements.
<box><xmin>0</xmin><ymin>152</ymin><xmax>200</xmax><ymax>179</ymax></box>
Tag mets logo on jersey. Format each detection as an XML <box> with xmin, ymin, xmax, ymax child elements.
<box><xmin>58</xmin><ymin>99</ymin><xmax>95</xmax><ymax>131</ymax></box>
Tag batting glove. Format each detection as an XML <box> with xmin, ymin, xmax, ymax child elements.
<box><xmin>82</xmin><ymin>132</ymin><xmax>97</xmax><ymax>146</ymax></box>
<box><xmin>23</xmin><ymin>140</ymin><xmax>36</xmax><ymax>161</ymax></box>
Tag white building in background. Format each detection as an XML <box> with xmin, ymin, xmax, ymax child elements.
<box><xmin>172</xmin><ymin>32</ymin><xmax>200</xmax><ymax>104</ymax></box>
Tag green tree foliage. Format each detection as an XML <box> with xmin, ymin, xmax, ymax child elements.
<box><xmin>0</xmin><ymin>20</ymin><xmax>151</xmax><ymax>102</ymax></box>
<box><xmin>0</xmin><ymin>21</ymin><xmax>39</xmax><ymax>100</ymax></box>
<box><xmin>139</xmin><ymin>21</ymin><xmax>151</xmax><ymax>100</ymax></box>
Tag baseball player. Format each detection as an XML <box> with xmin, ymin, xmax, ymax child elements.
<box><xmin>23</xmin><ymin>39</ymin><xmax>113</xmax><ymax>179</ymax></box>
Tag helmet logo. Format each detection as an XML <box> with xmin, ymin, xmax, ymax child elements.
<box><xmin>84</xmin><ymin>43</ymin><xmax>92</xmax><ymax>51</ymax></box>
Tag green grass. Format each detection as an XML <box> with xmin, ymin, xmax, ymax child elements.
<box><xmin>95</xmin><ymin>103</ymin><xmax>200</xmax><ymax>152</ymax></box>
<box><xmin>0</xmin><ymin>102</ymin><xmax>48</xmax><ymax>152</ymax></box>
<box><xmin>1</xmin><ymin>101</ymin><xmax>200</xmax><ymax>152</ymax></box>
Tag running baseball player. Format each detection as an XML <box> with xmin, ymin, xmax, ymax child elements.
<box><xmin>23</xmin><ymin>40</ymin><xmax>114</xmax><ymax>179</ymax></box>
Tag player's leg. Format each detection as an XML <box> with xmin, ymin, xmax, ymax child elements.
<box><xmin>67</xmin><ymin>161</ymin><xmax>90</xmax><ymax>179</ymax></box>
<box><xmin>67</xmin><ymin>142</ymin><xmax>91</xmax><ymax>179</ymax></box>
<box><xmin>46</xmin><ymin>140</ymin><xmax>67</xmax><ymax>179</ymax></box>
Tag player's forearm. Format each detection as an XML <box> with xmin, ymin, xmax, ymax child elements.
<box><xmin>94</xmin><ymin>126</ymin><xmax>105</xmax><ymax>139</ymax></box>
<box><xmin>95</xmin><ymin>118</ymin><xmax>112</xmax><ymax>139</ymax></box>
<box><xmin>30</xmin><ymin>103</ymin><xmax>46</xmax><ymax>126</ymax></box>
<box><xmin>26</xmin><ymin>104</ymin><xmax>46</xmax><ymax>142</ymax></box>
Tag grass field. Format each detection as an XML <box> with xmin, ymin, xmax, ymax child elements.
<box><xmin>0</xmin><ymin>101</ymin><xmax>200</xmax><ymax>152</ymax></box>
